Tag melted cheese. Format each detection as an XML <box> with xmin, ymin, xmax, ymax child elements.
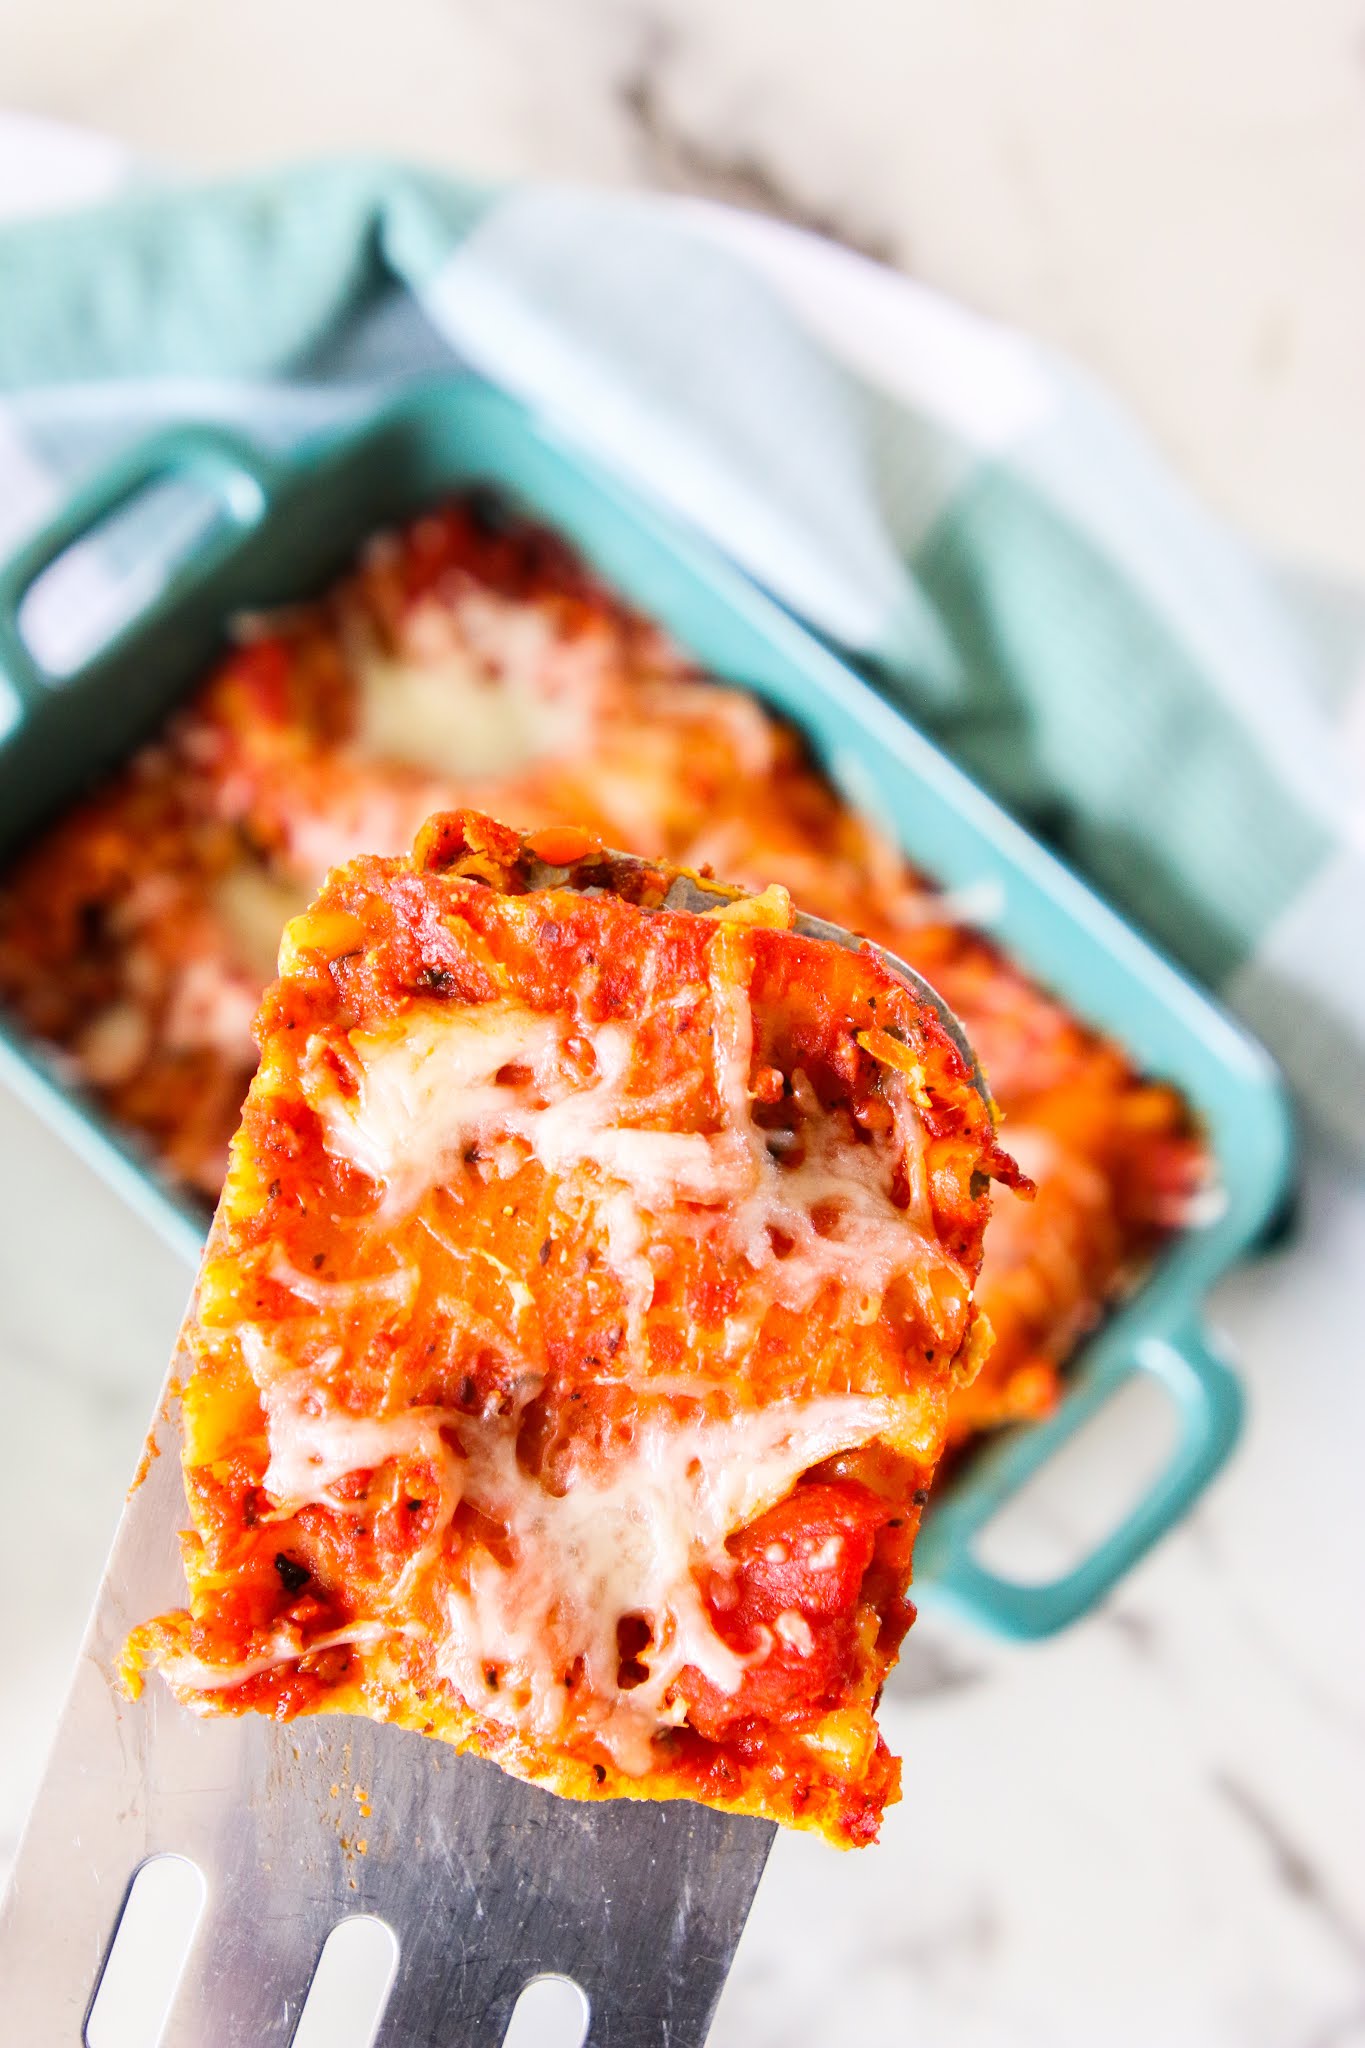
<box><xmin>160</xmin><ymin>1619</ymin><xmax>396</xmax><ymax>1696</ymax></box>
<box><xmin>256</xmin><ymin>1381</ymin><xmax>889</xmax><ymax>1773</ymax></box>
<box><xmin>438</xmin><ymin>1393</ymin><xmax>893</xmax><ymax>1774</ymax></box>
<box><xmin>268</xmin><ymin>1250</ymin><xmax>420</xmax><ymax>1316</ymax></box>
<box><xmin>76</xmin><ymin>1002</ymin><xmax>150</xmax><ymax>1086</ymax></box>
<box><xmin>352</xmin><ymin>591</ymin><xmax>598</xmax><ymax>780</ymax></box>
<box><xmin>282</xmin><ymin>778</ymin><xmax>442</xmax><ymax>887</ymax></box>
<box><xmin>305</xmin><ymin>948</ymin><xmax>965</xmax><ymax>1333</ymax></box>
<box><xmin>248</xmin><ymin>925</ymin><xmax>961</xmax><ymax>1767</ymax></box>
<box><xmin>262</xmin><ymin>1395</ymin><xmax>449</xmax><ymax>1509</ymax></box>
<box><xmin>774</xmin><ymin>1611</ymin><xmax>816</xmax><ymax>1656</ymax></box>
<box><xmin>216</xmin><ymin>867</ymin><xmax>310</xmax><ymax>985</ymax></box>
<box><xmin>308</xmin><ymin>1001</ymin><xmax>561</xmax><ymax>1212</ymax></box>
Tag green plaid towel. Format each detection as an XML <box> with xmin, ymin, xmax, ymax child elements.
<box><xmin>1</xmin><ymin>140</ymin><xmax>1361</xmax><ymax>1146</ymax></box>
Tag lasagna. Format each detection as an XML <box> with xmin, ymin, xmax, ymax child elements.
<box><xmin>123</xmin><ymin>810</ymin><xmax>1020</xmax><ymax>1843</ymax></box>
<box><xmin>0</xmin><ymin>494</ymin><xmax>1204</xmax><ymax>1444</ymax></box>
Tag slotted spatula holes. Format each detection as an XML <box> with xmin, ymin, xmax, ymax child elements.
<box><xmin>500</xmin><ymin>1974</ymin><xmax>591</xmax><ymax>2048</ymax></box>
<box><xmin>291</xmin><ymin>1915</ymin><xmax>399</xmax><ymax>2048</ymax></box>
<box><xmin>85</xmin><ymin>1853</ymin><xmax>206</xmax><ymax>2048</ymax></box>
<box><xmin>88</xmin><ymin>1880</ymin><xmax>575</xmax><ymax>2048</ymax></box>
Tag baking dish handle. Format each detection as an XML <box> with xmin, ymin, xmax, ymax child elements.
<box><xmin>0</xmin><ymin>424</ymin><xmax>276</xmax><ymax>709</ymax></box>
<box><xmin>919</xmin><ymin>1317</ymin><xmax>1243</xmax><ymax>1638</ymax></box>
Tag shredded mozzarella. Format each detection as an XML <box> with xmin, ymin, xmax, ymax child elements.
<box><xmin>774</xmin><ymin>1611</ymin><xmax>816</xmax><ymax>1657</ymax></box>
<box><xmin>429</xmin><ymin>1392</ymin><xmax>890</xmax><ymax>1773</ymax></box>
<box><xmin>162</xmin><ymin>1620</ymin><xmax>397</xmax><ymax>1697</ymax></box>
<box><xmin>252</xmin><ymin>1374</ymin><xmax>888</xmax><ymax>1768</ymax></box>
<box><xmin>215</xmin><ymin>867</ymin><xmax>310</xmax><ymax>984</ymax></box>
<box><xmin>248</xmin><ymin>923</ymin><xmax>957</xmax><ymax>1765</ymax></box>
<box><xmin>262</xmin><ymin>1397</ymin><xmax>451</xmax><ymax>1510</ymax></box>
<box><xmin>352</xmin><ymin>591</ymin><xmax>601</xmax><ymax>780</ymax></box>
<box><xmin>304</xmin><ymin>948</ymin><xmax>965</xmax><ymax>1330</ymax></box>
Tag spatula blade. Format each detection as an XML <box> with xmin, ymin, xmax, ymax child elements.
<box><xmin>0</xmin><ymin>1369</ymin><xmax>773</xmax><ymax>2046</ymax></box>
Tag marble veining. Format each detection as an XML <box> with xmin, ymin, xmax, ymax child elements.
<box><xmin>613</xmin><ymin>18</ymin><xmax>900</xmax><ymax>266</ymax></box>
<box><xmin>4</xmin><ymin>0</ymin><xmax>1363</xmax><ymax>578</ymax></box>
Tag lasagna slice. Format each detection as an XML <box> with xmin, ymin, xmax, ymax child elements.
<box><xmin>0</xmin><ymin>496</ymin><xmax>1203</xmax><ymax>1440</ymax></box>
<box><xmin>125</xmin><ymin>810</ymin><xmax>1020</xmax><ymax>1845</ymax></box>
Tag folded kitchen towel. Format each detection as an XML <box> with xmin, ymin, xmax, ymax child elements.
<box><xmin>0</xmin><ymin>134</ymin><xmax>1361</xmax><ymax>1145</ymax></box>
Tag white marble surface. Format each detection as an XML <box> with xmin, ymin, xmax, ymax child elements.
<box><xmin>2</xmin><ymin>0</ymin><xmax>1365</xmax><ymax>585</ymax></box>
<box><xmin>714</xmin><ymin>1136</ymin><xmax>1365</xmax><ymax>2048</ymax></box>
<box><xmin>2</xmin><ymin>1077</ymin><xmax>1363</xmax><ymax>2048</ymax></box>
<box><xmin>0</xmin><ymin>14</ymin><xmax>1363</xmax><ymax>2042</ymax></box>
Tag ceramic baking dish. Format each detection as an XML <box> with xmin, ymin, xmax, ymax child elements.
<box><xmin>0</xmin><ymin>377</ymin><xmax>1293</xmax><ymax>1639</ymax></box>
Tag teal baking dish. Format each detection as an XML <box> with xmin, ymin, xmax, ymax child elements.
<box><xmin>0</xmin><ymin>377</ymin><xmax>1293</xmax><ymax>1639</ymax></box>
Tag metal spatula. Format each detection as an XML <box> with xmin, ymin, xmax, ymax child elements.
<box><xmin>0</xmin><ymin>863</ymin><xmax>988</xmax><ymax>2046</ymax></box>
<box><xmin>0</xmin><ymin>1360</ymin><xmax>775</xmax><ymax>2047</ymax></box>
